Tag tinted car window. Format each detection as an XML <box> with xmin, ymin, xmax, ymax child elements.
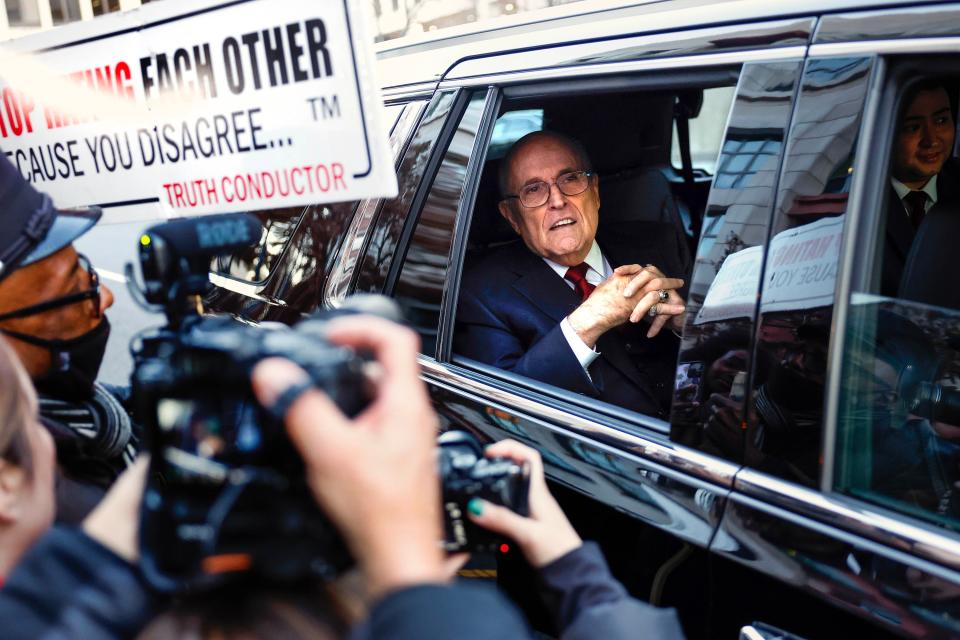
<box><xmin>393</xmin><ymin>92</ymin><xmax>487</xmax><ymax>356</ymax></box>
<box><xmin>354</xmin><ymin>91</ymin><xmax>458</xmax><ymax>294</ymax></box>
<box><xmin>746</xmin><ymin>57</ymin><xmax>872</xmax><ymax>486</ymax></box>
<box><xmin>325</xmin><ymin>101</ymin><xmax>428</xmax><ymax>306</ymax></box>
<box><xmin>671</xmin><ymin>62</ymin><xmax>802</xmax><ymax>459</ymax></box>
<box><xmin>835</xmin><ymin>71</ymin><xmax>960</xmax><ymax>529</ymax></box>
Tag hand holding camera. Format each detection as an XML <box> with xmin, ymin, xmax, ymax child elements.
<box><xmin>251</xmin><ymin>317</ymin><xmax>447</xmax><ymax>598</ymax></box>
<box><xmin>467</xmin><ymin>440</ymin><xmax>582</xmax><ymax>568</ymax></box>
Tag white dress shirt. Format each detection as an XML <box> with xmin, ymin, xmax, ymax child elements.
<box><xmin>891</xmin><ymin>174</ymin><xmax>939</xmax><ymax>216</ymax></box>
<box><xmin>541</xmin><ymin>241</ymin><xmax>610</xmax><ymax>373</ymax></box>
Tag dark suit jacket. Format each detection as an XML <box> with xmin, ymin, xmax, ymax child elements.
<box><xmin>455</xmin><ymin>222</ymin><xmax>690</xmax><ymax>417</ymax></box>
<box><xmin>882</xmin><ymin>159</ymin><xmax>960</xmax><ymax>297</ymax></box>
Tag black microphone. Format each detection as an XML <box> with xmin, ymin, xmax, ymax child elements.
<box><xmin>136</xmin><ymin>213</ymin><xmax>261</xmax><ymax>312</ymax></box>
<box><xmin>141</xmin><ymin>213</ymin><xmax>261</xmax><ymax>260</ymax></box>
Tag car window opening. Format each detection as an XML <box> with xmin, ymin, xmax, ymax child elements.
<box><xmin>453</xmin><ymin>82</ymin><xmax>736</xmax><ymax>430</ymax></box>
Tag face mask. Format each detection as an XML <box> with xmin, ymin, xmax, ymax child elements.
<box><xmin>2</xmin><ymin>318</ymin><xmax>110</xmax><ymax>402</ymax></box>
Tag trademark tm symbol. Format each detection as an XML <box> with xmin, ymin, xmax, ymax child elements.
<box><xmin>307</xmin><ymin>95</ymin><xmax>341</xmax><ymax>120</ymax></box>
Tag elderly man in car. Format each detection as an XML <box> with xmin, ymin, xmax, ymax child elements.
<box><xmin>456</xmin><ymin>131</ymin><xmax>690</xmax><ymax>418</ymax></box>
<box><xmin>882</xmin><ymin>77</ymin><xmax>959</xmax><ymax>297</ymax></box>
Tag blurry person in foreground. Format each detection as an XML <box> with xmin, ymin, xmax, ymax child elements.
<box><xmin>0</xmin><ymin>337</ymin><xmax>56</xmax><ymax>581</ymax></box>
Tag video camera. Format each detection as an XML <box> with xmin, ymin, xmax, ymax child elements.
<box><xmin>859</xmin><ymin>307</ymin><xmax>960</xmax><ymax>427</ymax></box>
<box><xmin>127</xmin><ymin>213</ymin><xmax>528</xmax><ymax>592</ymax></box>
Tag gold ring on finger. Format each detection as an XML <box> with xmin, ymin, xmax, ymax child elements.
<box><xmin>658</xmin><ymin>289</ymin><xmax>668</xmax><ymax>302</ymax></box>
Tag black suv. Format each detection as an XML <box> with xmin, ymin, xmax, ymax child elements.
<box><xmin>206</xmin><ymin>2</ymin><xmax>960</xmax><ymax>637</ymax></box>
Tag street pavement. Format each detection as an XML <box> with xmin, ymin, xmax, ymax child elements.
<box><xmin>76</xmin><ymin>220</ymin><xmax>166</xmax><ymax>387</ymax></box>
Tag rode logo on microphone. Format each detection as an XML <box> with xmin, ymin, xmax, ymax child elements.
<box><xmin>196</xmin><ymin>218</ymin><xmax>254</xmax><ymax>249</ymax></box>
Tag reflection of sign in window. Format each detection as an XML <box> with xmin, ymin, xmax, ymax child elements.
<box><xmin>695</xmin><ymin>216</ymin><xmax>844</xmax><ymax>324</ymax></box>
<box><xmin>762</xmin><ymin>216</ymin><xmax>843</xmax><ymax>314</ymax></box>
<box><xmin>694</xmin><ymin>245</ymin><xmax>761</xmax><ymax>325</ymax></box>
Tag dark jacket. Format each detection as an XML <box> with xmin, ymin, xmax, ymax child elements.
<box><xmin>0</xmin><ymin>530</ymin><xmax>683</xmax><ymax>640</ymax></box>
<box><xmin>0</xmin><ymin>527</ymin><xmax>531</xmax><ymax>640</ymax></box>
<box><xmin>881</xmin><ymin>160</ymin><xmax>960</xmax><ymax>298</ymax></box>
<box><xmin>456</xmin><ymin>222</ymin><xmax>690</xmax><ymax>417</ymax></box>
<box><xmin>0</xmin><ymin>527</ymin><xmax>158</xmax><ymax>640</ymax></box>
<box><xmin>544</xmin><ymin>542</ymin><xmax>686</xmax><ymax>640</ymax></box>
<box><xmin>351</xmin><ymin>584</ymin><xmax>531</xmax><ymax>640</ymax></box>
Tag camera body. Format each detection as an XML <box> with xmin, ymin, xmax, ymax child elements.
<box><xmin>134</xmin><ymin>312</ymin><xmax>367</xmax><ymax>591</ymax></box>
<box><xmin>131</xmin><ymin>213</ymin><xmax>530</xmax><ymax>591</ymax></box>
<box><xmin>439</xmin><ymin>431</ymin><xmax>530</xmax><ymax>553</ymax></box>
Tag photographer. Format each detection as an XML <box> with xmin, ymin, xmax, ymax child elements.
<box><xmin>0</xmin><ymin>154</ymin><xmax>136</xmax><ymax>523</ymax></box>
<box><xmin>467</xmin><ymin>440</ymin><xmax>686</xmax><ymax>640</ymax></box>
<box><xmin>0</xmin><ymin>316</ymin><xmax>530</xmax><ymax>639</ymax></box>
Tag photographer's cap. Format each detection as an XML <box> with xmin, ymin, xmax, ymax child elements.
<box><xmin>0</xmin><ymin>152</ymin><xmax>100</xmax><ymax>282</ymax></box>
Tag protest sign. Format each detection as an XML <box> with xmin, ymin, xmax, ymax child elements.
<box><xmin>0</xmin><ymin>0</ymin><xmax>397</xmax><ymax>222</ymax></box>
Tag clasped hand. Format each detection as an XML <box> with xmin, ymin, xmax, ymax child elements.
<box><xmin>567</xmin><ymin>264</ymin><xmax>686</xmax><ymax>347</ymax></box>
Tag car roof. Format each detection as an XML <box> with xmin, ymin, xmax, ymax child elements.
<box><xmin>374</xmin><ymin>0</ymin><xmax>948</xmax><ymax>91</ymax></box>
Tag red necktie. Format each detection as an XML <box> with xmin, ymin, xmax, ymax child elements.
<box><xmin>564</xmin><ymin>263</ymin><xmax>596</xmax><ymax>302</ymax></box>
<box><xmin>903</xmin><ymin>190</ymin><xmax>929</xmax><ymax>230</ymax></box>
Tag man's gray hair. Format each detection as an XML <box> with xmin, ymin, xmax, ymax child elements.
<box><xmin>498</xmin><ymin>130</ymin><xmax>594</xmax><ymax>199</ymax></box>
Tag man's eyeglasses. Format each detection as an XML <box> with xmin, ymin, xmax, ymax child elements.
<box><xmin>0</xmin><ymin>253</ymin><xmax>101</xmax><ymax>322</ymax></box>
<box><xmin>504</xmin><ymin>170</ymin><xmax>595</xmax><ymax>208</ymax></box>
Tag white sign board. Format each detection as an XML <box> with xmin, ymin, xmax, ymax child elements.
<box><xmin>0</xmin><ymin>0</ymin><xmax>397</xmax><ymax>222</ymax></box>
<box><xmin>761</xmin><ymin>215</ymin><xmax>844</xmax><ymax>314</ymax></box>
<box><xmin>695</xmin><ymin>215</ymin><xmax>845</xmax><ymax>324</ymax></box>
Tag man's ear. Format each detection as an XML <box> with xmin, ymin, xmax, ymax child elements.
<box><xmin>498</xmin><ymin>201</ymin><xmax>522</xmax><ymax>235</ymax></box>
<box><xmin>0</xmin><ymin>460</ymin><xmax>26</xmax><ymax>525</ymax></box>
